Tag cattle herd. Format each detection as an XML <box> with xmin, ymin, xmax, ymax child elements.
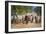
<box><xmin>11</xmin><ymin>15</ymin><xmax>41</xmax><ymax>24</ymax></box>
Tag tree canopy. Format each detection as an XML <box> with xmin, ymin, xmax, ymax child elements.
<box><xmin>11</xmin><ymin>5</ymin><xmax>32</xmax><ymax>15</ymax></box>
<box><xmin>34</xmin><ymin>7</ymin><xmax>41</xmax><ymax>16</ymax></box>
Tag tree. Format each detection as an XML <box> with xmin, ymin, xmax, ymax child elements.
<box><xmin>34</xmin><ymin>7</ymin><xmax>41</xmax><ymax>16</ymax></box>
<box><xmin>11</xmin><ymin>5</ymin><xmax>32</xmax><ymax>15</ymax></box>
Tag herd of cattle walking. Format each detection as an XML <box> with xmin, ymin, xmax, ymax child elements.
<box><xmin>11</xmin><ymin>14</ymin><xmax>41</xmax><ymax>24</ymax></box>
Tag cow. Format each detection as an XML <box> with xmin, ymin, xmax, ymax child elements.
<box><xmin>23</xmin><ymin>15</ymin><xmax>33</xmax><ymax>24</ymax></box>
<box><xmin>35</xmin><ymin>16</ymin><xmax>41</xmax><ymax>23</ymax></box>
<box><xmin>17</xmin><ymin>15</ymin><xmax>22</xmax><ymax>23</ymax></box>
<box><xmin>35</xmin><ymin>16</ymin><xmax>38</xmax><ymax>23</ymax></box>
<box><xmin>11</xmin><ymin>16</ymin><xmax>18</xmax><ymax>24</ymax></box>
<box><xmin>24</xmin><ymin>15</ymin><xmax>28</xmax><ymax>24</ymax></box>
<box><xmin>37</xmin><ymin>16</ymin><xmax>41</xmax><ymax>23</ymax></box>
<box><xmin>22</xmin><ymin>15</ymin><xmax>25</xmax><ymax>24</ymax></box>
<box><xmin>28</xmin><ymin>15</ymin><xmax>33</xmax><ymax>23</ymax></box>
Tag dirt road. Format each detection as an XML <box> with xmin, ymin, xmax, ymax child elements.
<box><xmin>11</xmin><ymin>22</ymin><xmax>41</xmax><ymax>29</ymax></box>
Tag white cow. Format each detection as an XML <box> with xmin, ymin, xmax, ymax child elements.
<box><xmin>17</xmin><ymin>15</ymin><xmax>22</xmax><ymax>23</ymax></box>
<box><xmin>11</xmin><ymin>16</ymin><xmax>18</xmax><ymax>24</ymax></box>
<box><xmin>11</xmin><ymin>16</ymin><xmax>17</xmax><ymax>20</ymax></box>
<box><xmin>37</xmin><ymin>16</ymin><xmax>41</xmax><ymax>23</ymax></box>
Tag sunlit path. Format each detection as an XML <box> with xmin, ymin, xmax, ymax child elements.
<box><xmin>11</xmin><ymin>22</ymin><xmax>41</xmax><ymax>29</ymax></box>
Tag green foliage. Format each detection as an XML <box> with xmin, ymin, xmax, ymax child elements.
<box><xmin>11</xmin><ymin>5</ymin><xmax>32</xmax><ymax>15</ymax></box>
